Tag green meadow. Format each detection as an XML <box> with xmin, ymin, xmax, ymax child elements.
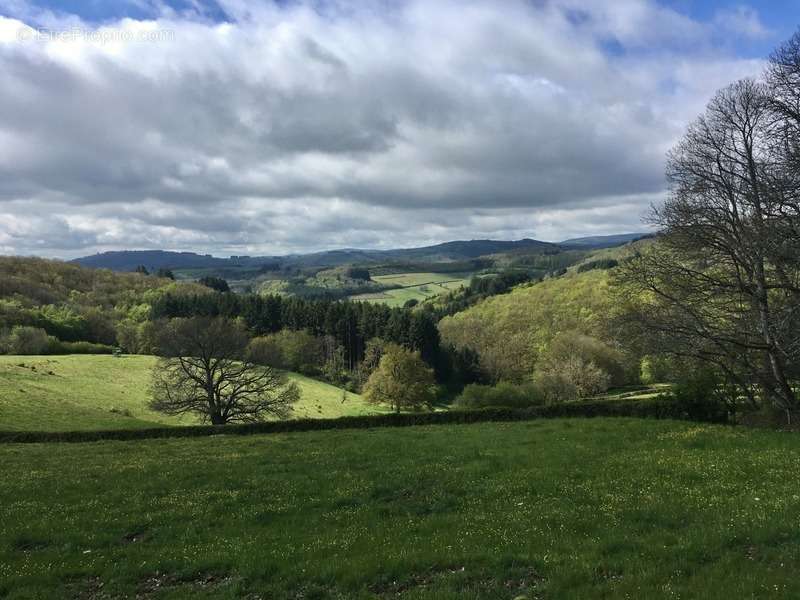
<box><xmin>352</xmin><ymin>272</ymin><xmax>472</xmax><ymax>306</ymax></box>
<box><xmin>2</xmin><ymin>419</ymin><xmax>799</xmax><ymax>598</ymax></box>
<box><xmin>0</xmin><ymin>355</ymin><xmax>377</xmax><ymax>432</ymax></box>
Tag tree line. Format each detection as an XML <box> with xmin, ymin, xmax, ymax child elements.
<box><xmin>149</xmin><ymin>290</ymin><xmax>444</xmax><ymax>375</ymax></box>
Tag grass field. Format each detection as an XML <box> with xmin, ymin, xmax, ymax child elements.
<box><xmin>351</xmin><ymin>272</ymin><xmax>472</xmax><ymax>306</ymax></box>
<box><xmin>1</xmin><ymin>418</ymin><xmax>799</xmax><ymax>598</ymax></box>
<box><xmin>0</xmin><ymin>355</ymin><xmax>377</xmax><ymax>432</ymax></box>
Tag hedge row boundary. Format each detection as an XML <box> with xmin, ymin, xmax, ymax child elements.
<box><xmin>0</xmin><ymin>396</ymin><xmax>710</xmax><ymax>444</ymax></box>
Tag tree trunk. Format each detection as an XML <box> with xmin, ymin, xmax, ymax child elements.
<box><xmin>753</xmin><ymin>263</ymin><xmax>796</xmax><ymax>411</ymax></box>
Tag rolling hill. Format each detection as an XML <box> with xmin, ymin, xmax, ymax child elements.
<box><xmin>72</xmin><ymin>250</ymin><xmax>237</xmax><ymax>271</ymax></box>
<box><xmin>439</xmin><ymin>268</ymin><xmax>616</xmax><ymax>381</ymax></box>
<box><xmin>71</xmin><ymin>238</ymin><xmax>561</xmax><ymax>272</ymax></box>
<box><xmin>0</xmin><ymin>354</ymin><xmax>380</xmax><ymax>432</ymax></box>
<box><xmin>558</xmin><ymin>232</ymin><xmax>652</xmax><ymax>249</ymax></box>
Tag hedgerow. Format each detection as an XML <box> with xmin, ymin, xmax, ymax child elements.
<box><xmin>0</xmin><ymin>396</ymin><xmax>721</xmax><ymax>444</ymax></box>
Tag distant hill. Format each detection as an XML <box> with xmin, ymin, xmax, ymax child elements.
<box><xmin>72</xmin><ymin>239</ymin><xmax>559</xmax><ymax>272</ymax></box>
<box><xmin>558</xmin><ymin>233</ymin><xmax>652</xmax><ymax>249</ymax></box>
<box><xmin>71</xmin><ymin>236</ymin><xmax>648</xmax><ymax>274</ymax></box>
<box><xmin>396</xmin><ymin>238</ymin><xmax>555</xmax><ymax>260</ymax></box>
<box><xmin>73</xmin><ymin>250</ymin><xmax>237</xmax><ymax>271</ymax></box>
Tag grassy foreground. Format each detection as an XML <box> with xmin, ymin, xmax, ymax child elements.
<box><xmin>2</xmin><ymin>419</ymin><xmax>799</xmax><ymax>598</ymax></box>
<box><xmin>0</xmin><ymin>355</ymin><xmax>376</xmax><ymax>432</ymax></box>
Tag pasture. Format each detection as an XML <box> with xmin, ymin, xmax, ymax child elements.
<box><xmin>351</xmin><ymin>272</ymin><xmax>472</xmax><ymax>306</ymax></box>
<box><xmin>1</xmin><ymin>418</ymin><xmax>799</xmax><ymax>598</ymax></box>
<box><xmin>0</xmin><ymin>355</ymin><xmax>376</xmax><ymax>432</ymax></box>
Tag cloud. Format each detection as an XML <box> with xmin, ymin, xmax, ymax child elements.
<box><xmin>714</xmin><ymin>5</ymin><xmax>772</xmax><ymax>40</ymax></box>
<box><xmin>0</xmin><ymin>0</ymin><xmax>775</xmax><ymax>257</ymax></box>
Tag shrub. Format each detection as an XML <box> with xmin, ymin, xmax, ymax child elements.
<box><xmin>577</xmin><ymin>258</ymin><xmax>619</xmax><ymax>273</ymax></box>
<box><xmin>640</xmin><ymin>355</ymin><xmax>673</xmax><ymax>385</ymax></box>
<box><xmin>535</xmin><ymin>356</ymin><xmax>611</xmax><ymax>403</ymax></box>
<box><xmin>45</xmin><ymin>339</ymin><xmax>115</xmax><ymax>355</ymax></box>
<box><xmin>454</xmin><ymin>382</ymin><xmax>543</xmax><ymax>409</ymax></box>
<box><xmin>344</xmin><ymin>267</ymin><xmax>371</xmax><ymax>281</ymax></box>
<box><xmin>198</xmin><ymin>276</ymin><xmax>230</xmax><ymax>293</ymax></box>
<box><xmin>247</xmin><ymin>335</ymin><xmax>285</xmax><ymax>368</ymax></box>
<box><xmin>532</xmin><ymin>332</ymin><xmax>631</xmax><ymax>402</ymax></box>
<box><xmin>115</xmin><ymin>319</ymin><xmax>139</xmax><ymax>354</ymax></box>
<box><xmin>5</xmin><ymin>326</ymin><xmax>50</xmax><ymax>355</ymax></box>
<box><xmin>658</xmin><ymin>371</ymin><xmax>731</xmax><ymax>423</ymax></box>
<box><xmin>247</xmin><ymin>330</ymin><xmax>323</xmax><ymax>371</ymax></box>
<box><xmin>544</xmin><ymin>332</ymin><xmax>628</xmax><ymax>386</ymax></box>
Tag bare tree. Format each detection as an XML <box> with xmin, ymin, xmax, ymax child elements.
<box><xmin>767</xmin><ymin>31</ymin><xmax>800</xmax><ymax>156</ymax></box>
<box><xmin>765</xmin><ymin>32</ymin><xmax>800</xmax><ymax>270</ymax></box>
<box><xmin>615</xmin><ymin>78</ymin><xmax>800</xmax><ymax>415</ymax></box>
<box><xmin>150</xmin><ymin>317</ymin><xmax>299</xmax><ymax>425</ymax></box>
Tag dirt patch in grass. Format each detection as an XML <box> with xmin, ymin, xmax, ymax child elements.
<box><xmin>120</xmin><ymin>529</ymin><xmax>150</xmax><ymax>545</ymax></box>
<box><xmin>369</xmin><ymin>565</ymin><xmax>544</xmax><ymax>597</ymax></box>
<box><xmin>11</xmin><ymin>536</ymin><xmax>51</xmax><ymax>552</ymax></box>
<box><xmin>137</xmin><ymin>571</ymin><xmax>236</xmax><ymax>597</ymax></box>
<box><xmin>68</xmin><ymin>576</ymin><xmax>112</xmax><ymax>600</ymax></box>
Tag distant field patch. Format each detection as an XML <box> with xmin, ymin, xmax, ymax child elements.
<box><xmin>372</xmin><ymin>272</ymin><xmax>470</xmax><ymax>286</ymax></box>
<box><xmin>352</xmin><ymin>272</ymin><xmax>472</xmax><ymax>306</ymax></box>
<box><xmin>0</xmin><ymin>355</ymin><xmax>376</xmax><ymax>432</ymax></box>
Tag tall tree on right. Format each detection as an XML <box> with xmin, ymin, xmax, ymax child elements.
<box><xmin>617</xmin><ymin>65</ymin><xmax>800</xmax><ymax>416</ymax></box>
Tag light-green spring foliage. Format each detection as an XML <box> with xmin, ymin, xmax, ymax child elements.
<box><xmin>439</xmin><ymin>270</ymin><xmax>617</xmax><ymax>382</ymax></box>
<box><xmin>363</xmin><ymin>343</ymin><xmax>435</xmax><ymax>412</ymax></box>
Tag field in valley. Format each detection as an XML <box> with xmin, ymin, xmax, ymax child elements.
<box><xmin>351</xmin><ymin>272</ymin><xmax>472</xmax><ymax>306</ymax></box>
<box><xmin>1</xmin><ymin>418</ymin><xmax>799</xmax><ymax>598</ymax></box>
<box><xmin>0</xmin><ymin>355</ymin><xmax>378</xmax><ymax>432</ymax></box>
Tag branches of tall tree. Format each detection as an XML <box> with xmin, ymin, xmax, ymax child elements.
<box><xmin>766</xmin><ymin>32</ymin><xmax>800</xmax><ymax>263</ymax></box>
<box><xmin>616</xmin><ymin>35</ymin><xmax>800</xmax><ymax>416</ymax></box>
<box><xmin>150</xmin><ymin>316</ymin><xmax>299</xmax><ymax>425</ymax></box>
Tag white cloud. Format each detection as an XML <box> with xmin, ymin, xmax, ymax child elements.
<box><xmin>0</xmin><ymin>0</ymin><xmax>775</xmax><ymax>257</ymax></box>
<box><xmin>714</xmin><ymin>5</ymin><xmax>772</xmax><ymax>40</ymax></box>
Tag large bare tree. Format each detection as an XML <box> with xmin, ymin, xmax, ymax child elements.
<box><xmin>150</xmin><ymin>317</ymin><xmax>299</xmax><ymax>425</ymax></box>
<box><xmin>616</xmin><ymin>77</ymin><xmax>800</xmax><ymax>415</ymax></box>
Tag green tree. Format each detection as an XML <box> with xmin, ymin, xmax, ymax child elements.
<box><xmin>198</xmin><ymin>276</ymin><xmax>230</xmax><ymax>293</ymax></box>
<box><xmin>363</xmin><ymin>344</ymin><xmax>435</xmax><ymax>412</ymax></box>
<box><xmin>4</xmin><ymin>326</ymin><xmax>50</xmax><ymax>355</ymax></box>
<box><xmin>535</xmin><ymin>356</ymin><xmax>610</xmax><ymax>403</ymax></box>
<box><xmin>247</xmin><ymin>329</ymin><xmax>323</xmax><ymax>374</ymax></box>
<box><xmin>539</xmin><ymin>331</ymin><xmax>628</xmax><ymax>387</ymax></box>
<box><xmin>353</xmin><ymin>337</ymin><xmax>386</xmax><ymax>389</ymax></box>
<box><xmin>155</xmin><ymin>268</ymin><xmax>175</xmax><ymax>280</ymax></box>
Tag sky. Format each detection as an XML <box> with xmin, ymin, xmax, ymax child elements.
<box><xmin>0</xmin><ymin>0</ymin><xmax>798</xmax><ymax>258</ymax></box>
